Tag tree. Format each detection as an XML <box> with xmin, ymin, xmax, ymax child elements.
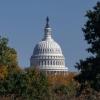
<box><xmin>23</xmin><ymin>68</ymin><xmax>50</xmax><ymax>100</ymax></box>
<box><xmin>0</xmin><ymin>36</ymin><xmax>22</xmax><ymax>99</ymax></box>
<box><xmin>75</xmin><ymin>1</ymin><xmax>100</xmax><ymax>94</ymax></box>
<box><xmin>0</xmin><ymin>36</ymin><xmax>16</xmax><ymax>65</ymax></box>
<box><xmin>0</xmin><ymin>36</ymin><xmax>21</xmax><ymax>76</ymax></box>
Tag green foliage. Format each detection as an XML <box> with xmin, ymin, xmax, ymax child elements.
<box><xmin>75</xmin><ymin>1</ymin><xmax>100</xmax><ymax>96</ymax></box>
<box><xmin>0</xmin><ymin>36</ymin><xmax>17</xmax><ymax>66</ymax></box>
<box><xmin>0</xmin><ymin>36</ymin><xmax>20</xmax><ymax>77</ymax></box>
<box><xmin>83</xmin><ymin>2</ymin><xmax>100</xmax><ymax>55</ymax></box>
<box><xmin>0</xmin><ymin>71</ymin><xmax>24</xmax><ymax>98</ymax></box>
<box><xmin>23</xmin><ymin>68</ymin><xmax>50</xmax><ymax>100</ymax></box>
<box><xmin>0</xmin><ymin>68</ymin><xmax>50</xmax><ymax>100</ymax></box>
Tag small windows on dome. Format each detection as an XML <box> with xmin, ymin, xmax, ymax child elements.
<box><xmin>47</xmin><ymin>49</ymin><xmax>49</xmax><ymax>52</ymax></box>
<box><xmin>41</xmin><ymin>61</ymin><xmax>43</xmax><ymax>65</ymax></box>
<box><xmin>42</xmin><ymin>49</ymin><xmax>44</xmax><ymax>53</ymax></box>
<box><xmin>49</xmin><ymin>49</ymin><xmax>51</xmax><ymax>52</ymax></box>
<box><xmin>56</xmin><ymin>61</ymin><xmax>58</xmax><ymax>65</ymax></box>
<box><xmin>47</xmin><ymin>60</ymin><xmax>49</xmax><ymax>65</ymax></box>
<box><xmin>44</xmin><ymin>61</ymin><xmax>46</xmax><ymax>65</ymax></box>
<box><xmin>50</xmin><ymin>60</ymin><xmax>52</xmax><ymax>65</ymax></box>
<box><xmin>53</xmin><ymin>60</ymin><xmax>55</xmax><ymax>65</ymax></box>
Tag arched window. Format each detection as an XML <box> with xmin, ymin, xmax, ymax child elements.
<box><xmin>43</xmin><ymin>49</ymin><xmax>44</xmax><ymax>53</ymax></box>
<box><xmin>61</xmin><ymin>60</ymin><xmax>63</xmax><ymax>65</ymax></box>
<box><xmin>45</xmin><ymin>61</ymin><xmax>46</xmax><ymax>65</ymax></box>
<box><xmin>43</xmin><ymin>61</ymin><xmax>45</xmax><ymax>65</ymax></box>
<box><xmin>41</xmin><ymin>49</ymin><xmax>42</xmax><ymax>53</ymax></box>
<box><xmin>56</xmin><ymin>60</ymin><xmax>58</xmax><ymax>65</ymax></box>
<box><xmin>47</xmin><ymin>61</ymin><xmax>49</xmax><ymax>65</ymax></box>
<box><xmin>53</xmin><ymin>60</ymin><xmax>55</xmax><ymax>65</ymax></box>
<box><xmin>50</xmin><ymin>60</ymin><xmax>52</xmax><ymax>65</ymax></box>
<box><xmin>42</xmin><ymin>61</ymin><xmax>43</xmax><ymax>65</ymax></box>
<box><xmin>58</xmin><ymin>61</ymin><xmax>59</xmax><ymax>65</ymax></box>
<box><xmin>60</xmin><ymin>60</ymin><xmax>61</xmax><ymax>65</ymax></box>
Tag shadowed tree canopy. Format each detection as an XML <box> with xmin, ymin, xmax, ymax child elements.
<box><xmin>75</xmin><ymin>2</ymin><xmax>100</xmax><ymax>92</ymax></box>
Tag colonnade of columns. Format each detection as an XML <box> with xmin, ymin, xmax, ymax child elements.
<box><xmin>43</xmin><ymin>70</ymin><xmax>68</xmax><ymax>75</ymax></box>
<box><xmin>34</xmin><ymin>59</ymin><xmax>65</xmax><ymax>66</ymax></box>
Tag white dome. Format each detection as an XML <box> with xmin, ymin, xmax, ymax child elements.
<box><xmin>30</xmin><ymin>17</ymin><xmax>68</xmax><ymax>72</ymax></box>
<box><xmin>33</xmin><ymin>38</ymin><xmax>62</xmax><ymax>56</ymax></box>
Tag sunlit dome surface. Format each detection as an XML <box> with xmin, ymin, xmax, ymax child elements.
<box><xmin>30</xmin><ymin>17</ymin><xmax>68</xmax><ymax>72</ymax></box>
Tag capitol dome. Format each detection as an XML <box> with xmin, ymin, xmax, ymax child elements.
<box><xmin>30</xmin><ymin>17</ymin><xmax>68</xmax><ymax>74</ymax></box>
